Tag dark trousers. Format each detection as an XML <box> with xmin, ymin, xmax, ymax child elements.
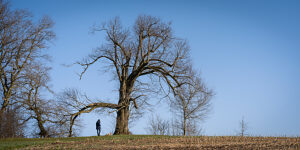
<box><xmin>96</xmin><ymin>127</ymin><xmax>101</xmax><ymax>136</ymax></box>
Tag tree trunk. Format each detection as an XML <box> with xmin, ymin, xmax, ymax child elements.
<box><xmin>183</xmin><ymin>118</ymin><xmax>187</xmax><ymax>136</ymax></box>
<box><xmin>36</xmin><ymin>113</ymin><xmax>48</xmax><ymax>138</ymax></box>
<box><xmin>0</xmin><ymin>96</ymin><xmax>10</xmax><ymax>115</ymax></box>
<box><xmin>37</xmin><ymin>121</ymin><xmax>48</xmax><ymax>138</ymax></box>
<box><xmin>68</xmin><ymin>115</ymin><xmax>77</xmax><ymax>137</ymax></box>
<box><xmin>113</xmin><ymin>80</ymin><xmax>131</xmax><ymax>135</ymax></box>
<box><xmin>68</xmin><ymin>125</ymin><xmax>73</xmax><ymax>137</ymax></box>
<box><xmin>114</xmin><ymin>106</ymin><xmax>130</xmax><ymax>135</ymax></box>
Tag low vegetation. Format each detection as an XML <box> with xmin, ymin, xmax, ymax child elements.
<box><xmin>1</xmin><ymin>135</ymin><xmax>299</xmax><ymax>150</ymax></box>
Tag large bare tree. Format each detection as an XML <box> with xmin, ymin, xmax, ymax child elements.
<box><xmin>0</xmin><ymin>0</ymin><xmax>55</xmax><ymax>116</ymax></box>
<box><xmin>73</xmin><ymin>15</ymin><xmax>201</xmax><ymax>135</ymax></box>
<box><xmin>171</xmin><ymin>70</ymin><xmax>212</xmax><ymax>136</ymax></box>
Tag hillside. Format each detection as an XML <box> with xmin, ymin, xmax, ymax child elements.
<box><xmin>1</xmin><ymin>135</ymin><xmax>299</xmax><ymax>149</ymax></box>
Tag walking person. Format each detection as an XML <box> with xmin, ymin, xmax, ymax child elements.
<box><xmin>96</xmin><ymin>119</ymin><xmax>101</xmax><ymax>136</ymax></box>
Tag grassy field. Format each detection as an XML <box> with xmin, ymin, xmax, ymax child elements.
<box><xmin>0</xmin><ymin>135</ymin><xmax>299</xmax><ymax>149</ymax></box>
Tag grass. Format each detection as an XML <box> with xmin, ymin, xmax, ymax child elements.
<box><xmin>1</xmin><ymin>135</ymin><xmax>299</xmax><ymax>149</ymax></box>
<box><xmin>0</xmin><ymin>136</ymin><xmax>85</xmax><ymax>150</ymax></box>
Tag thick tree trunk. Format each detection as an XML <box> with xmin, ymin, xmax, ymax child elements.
<box><xmin>37</xmin><ymin>121</ymin><xmax>48</xmax><ymax>138</ymax></box>
<box><xmin>114</xmin><ymin>106</ymin><xmax>130</xmax><ymax>135</ymax></box>
<box><xmin>113</xmin><ymin>79</ymin><xmax>131</xmax><ymax>135</ymax></box>
<box><xmin>36</xmin><ymin>113</ymin><xmax>48</xmax><ymax>138</ymax></box>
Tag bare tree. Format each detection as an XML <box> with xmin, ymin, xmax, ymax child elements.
<box><xmin>171</xmin><ymin>70</ymin><xmax>212</xmax><ymax>136</ymax></box>
<box><xmin>186</xmin><ymin>119</ymin><xmax>204</xmax><ymax>136</ymax></box>
<box><xmin>146</xmin><ymin>115</ymin><xmax>170</xmax><ymax>135</ymax></box>
<box><xmin>0</xmin><ymin>0</ymin><xmax>55</xmax><ymax>116</ymax></box>
<box><xmin>170</xmin><ymin>119</ymin><xmax>181</xmax><ymax>136</ymax></box>
<box><xmin>18</xmin><ymin>63</ymin><xmax>68</xmax><ymax>138</ymax></box>
<box><xmin>238</xmin><ymin>117</ymin><xmax>248</xmax><ymax>137</ymax></box>
<box><xmin>71</xmin><ymin>15</ymin><xmax>205</xmax><ymax>135</ymax></box>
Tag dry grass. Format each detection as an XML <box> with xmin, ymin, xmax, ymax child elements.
<box><xmin>19</xmin><ymin>135</ymin><xmax>300</xmax><ymax>150</ymax></box>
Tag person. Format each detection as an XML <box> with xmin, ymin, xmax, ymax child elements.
<box><xmin>96</xmin><ymin>119</ymin><xmax>101</xmax><ymax>136</ymax></box>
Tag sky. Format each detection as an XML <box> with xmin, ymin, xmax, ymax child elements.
<box><xmin>10</xmin><ymin>0</ymin><xmax>300</xmax><ymax>137</ymax></box>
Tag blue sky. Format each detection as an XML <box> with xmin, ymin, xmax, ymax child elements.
<box><xmin>11</xmin><ymin>0</ymin><xmax>300</xmax><ymax>136</ymax></box>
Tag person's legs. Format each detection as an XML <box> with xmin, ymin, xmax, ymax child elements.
<box><xmin>97</xmin><ymin>128</ymin><xmax>100</xmax><ymax>136</ymax></box>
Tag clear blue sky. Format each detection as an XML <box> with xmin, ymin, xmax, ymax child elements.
<box><xmin>11</xmin><ymin>0</ymin><xmax>300</xmax><ymax>136</ymax></box>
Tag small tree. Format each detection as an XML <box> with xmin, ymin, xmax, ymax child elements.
<box><xmin>171</xmin><ymin>70</ymin><xmax>212</xmax><ymax>136</ymax></box>
<box><xmin>238</xmin><ymin>117</ymin><xmax>248</xmax><ymax>137</ymax></box>
<box><xmin>146</xmin><ymin>115</ymin><xmax>170</xmax><ymax>135</ymax></box>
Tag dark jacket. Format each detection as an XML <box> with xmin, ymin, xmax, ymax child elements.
<box><xmin>96</xmin><ymin>120</ymin><xmax>101</xmax><ymax>129</ymax></box>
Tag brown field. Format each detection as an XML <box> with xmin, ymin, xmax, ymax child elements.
<box><xmin>17</xmin><ymin>135</ymin><xmax>300</xmax><ymax>150</ymax></box>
